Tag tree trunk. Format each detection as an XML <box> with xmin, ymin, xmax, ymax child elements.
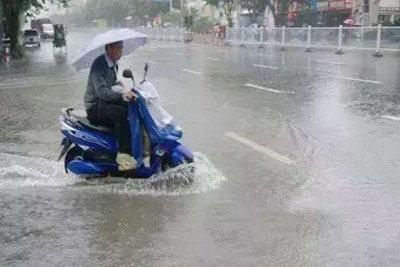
<box><xmin>4</xmin><ymin>0</ymin><xmax>22</xmax><ymax>58</ymax></box>
<box><xmin>249</xmin><ymin>8</ymin><xmax>257</xmax><ymax>24</ymax></box>
<box><xmin>224</xmin><ymin>2</ymin><xmax>235</xmax><ymax>27</ymax></box>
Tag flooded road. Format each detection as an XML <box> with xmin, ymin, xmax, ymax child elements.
<box><xmin>1</xmin><ymin>28</ymin><xmax>400</xmax><ymax>265</ymax></box>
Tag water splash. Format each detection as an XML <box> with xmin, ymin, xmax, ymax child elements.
<box><xmin>78</xmin><ymin>152</ymin><xmax>226</xmax><ymax>196</ymax></box>
<box><xmin>0</xmin><ymin>152</ymin><xmax>226</xmax><ymax>195</ymax></box>
<box><xmin>0</xmin><ymin>152</ymin><xmax>76</xmax><ymax>189</ymax></box>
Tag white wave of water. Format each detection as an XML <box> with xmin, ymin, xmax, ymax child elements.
<box><xmin>0</xmin><ymin>152</ymin><xmax>226</xmax><ymax>195</ymax></box>
<box><xmin>0</xmin><ymin>153</ymin><xmax>76</xmax><ymax>189</ymax></box>
<box><xmin>77</xmin><ymin>152</ymin><xmax>226</xmax><ymax>196</ymax></box>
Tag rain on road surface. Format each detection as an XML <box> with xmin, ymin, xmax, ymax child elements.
<box><xmin>0</xmin><ymin>28</ymin><xmax>400</xmax><ymax>266</ymax></box>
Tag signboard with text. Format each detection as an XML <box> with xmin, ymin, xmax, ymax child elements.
<box><xmin>318</xmin><ymin>0</ymin><xmax>352</xmax><ymax>11</ymax></box>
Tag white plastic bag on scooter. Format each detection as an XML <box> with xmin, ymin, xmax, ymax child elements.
<box><xmin>136</xmin><ymin>81</ymin><xmax>180</xmax><ymax>131</ymax></box>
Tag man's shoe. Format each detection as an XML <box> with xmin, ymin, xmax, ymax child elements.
<box><xmin>116</xmin><ymin>153</ymin><xmax>137</xmax><ymax>171</ymax></box>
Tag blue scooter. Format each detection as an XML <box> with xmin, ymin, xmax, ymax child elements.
<box><xmin>58</xmin><ymin>64</ymin><xmax>194</xmax><ymax>179</ymax></box>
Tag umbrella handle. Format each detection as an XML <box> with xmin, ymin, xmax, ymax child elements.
<box><xmin>141</xmin><ymin>62</ymin><xmax>149</xmax><ymax>84</ymax></box>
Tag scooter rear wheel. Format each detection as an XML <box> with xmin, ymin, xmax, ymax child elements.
<box><xmin>64</xmin><ymin>146</ymin><xmax>110</xmax><ymax>179</ymax></box>
<box><xmin>64</xmin><ymin>146</ymin><xmax>83</xmax><ymax>173</ymax></box>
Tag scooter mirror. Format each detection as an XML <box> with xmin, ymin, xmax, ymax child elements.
<box><xmin>123</xmin><ymin>69</ymin><xmax>134</xmax><ymax>80</ymax></box>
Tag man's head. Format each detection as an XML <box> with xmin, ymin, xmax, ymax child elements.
<box><xmin>105</xmin><ymin>41</ymin><xmax>123</xmax><ymax>62</ymax></box>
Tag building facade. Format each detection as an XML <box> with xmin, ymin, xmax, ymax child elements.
<box><xmin>317</xmin><ymin>0</ymin><xmax>353</xmax><ymax>26</ymax></box>
<box><xmin>378</xmin><ymin>0</ymin><xmax>400</xmax><ymax>24</ymax></box>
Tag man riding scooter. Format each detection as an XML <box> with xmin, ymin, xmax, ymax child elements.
<box><xmin>84</xmin><ymin>41</ymin><xmax>137</xmax><ymax>171</ymax></box>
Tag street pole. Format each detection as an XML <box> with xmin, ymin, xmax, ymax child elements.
<box><xmin>281</xmin><ymin>26</ymin><xmax>286</xmax><ymax>50</ymax></box>
<box><xmin>373</xmin><ymin>23</ymin><xmax>383</xmax><ymax>57</ymax></box>
<box><xmin>181</xmin><ymin>0</ymin><xmax>184</xmax><ymax>28</ymax></box>
<box><xmin>335</xmin><ymin>24</ymin><xmax>344</xmax><ymax>54</ymax></box>
<box><xmin>305</xmin><ymin>25</ymin><xmax>312</xmax><ymax>52</ymax></box>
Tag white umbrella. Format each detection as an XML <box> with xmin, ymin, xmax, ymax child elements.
<box><xmin>72</xmin><ymin>28</ymin><xmax>147</xmax><ymax>71</ymax></box>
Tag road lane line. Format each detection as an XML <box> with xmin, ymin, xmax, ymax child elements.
<box><xmin>333</xmin><ymin>75</ymin><xmax>381</xmax><ymax>84</ymax></box>
<box><xmin>252</xmin><ymin>64</ymin><xmax>279</xmax><ymax>70</ymax></box>
<box><xmin>245</xmin><ymin>83</ymin><xmax>295</xmax><ymax>94</ymax></box>
<box><xmin>304</xmin><ymin>68</ymin><xmax>381</xmax><ymax>84</ymax></box>
<box><xmin>225</xmin><ymin>132</ymin><xmax>295</xmax><ymax>165</ymax></box>
<box><xmin>382</xmin><ymin>115</ymin><xmax>400</xmax><ymax>122</ymax></box>
<box><xmin>257</xmin><ymin>54</ymin><xmax>273</xmax><ymax>58</ymax></box>
<box><xmin>0</xmin><ymin>80</ymin><xmax>82</xmax><ymax>90</ymax></box>
<box><xmin>315</xmin><ymin>60</ymin><xmax>346</xmax><ymax>65</ymax></box>
<box><xmin>181</xmin><ymin>69</ymin><xmax>202</xmax><ymax>75</ymax></box>
<box><xmin>205</xmin><ymin>57</ymin><xmax>221</xmax><ymax>61</ymax></box>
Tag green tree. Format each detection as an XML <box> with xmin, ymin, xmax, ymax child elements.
<box><xmin>240</xmin><ymin>0</ymin><xmax>312</xmax><ymax>27</ymax></box>
<box><xmin>128</xmin><ymin>0</ymin><xmax>165</xmax><ymax>26</ymax></box>
<box><xmin>205</xmin><ymin>0</ymin><xmax>235</xmax><ymax>27</ymax></box>
<box><xmin>294</xmin><ymin>8</ymin><xmax>317</xmax><ymax>26</ymax></box>
<box><xmin>163</xmin><ymin>10</ymin><xmax>184</xmax><ymax>26</ymax></box>
<box><xmin>240</xmin><ymin>0</ymin><xmax>267</xmax><ymax>24</ymax></box>
<box><xmin>83</xmin><ymin>0</ymin><xmax>169</xmax><ymax>27</ymax></box>
<box><xmin>240</xmin><ymin>0</ymin><xmax>287</xmax><ymax>26</ymax></box>
<box><xmin>2</xmin><ymin>0</ymin><xmax>69</xmax><ymax>58</ymax></box>
<box><xmin>84</xmin><ymin>0</ymin><xmax>129</xmax><ymax>26</ymax></box>
<box><xmin>193</xmin><ymin>15</ymin><xmax>217</xmax><ymax>33</ymax></box>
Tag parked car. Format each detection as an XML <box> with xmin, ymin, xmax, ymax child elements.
<box><xmin>31</xmin><ymin>18</ymin><xmax>51</xmax><ymax>32</ymax></box>
<box><xmin>41</xmin><ymin>23</ymin><xmax>54</xmax><ymax>39</ymax></box>
<box><xmin>23</xmin><ymin>29</ymin><xmax>41</xmax><ymax>47</ymax></box>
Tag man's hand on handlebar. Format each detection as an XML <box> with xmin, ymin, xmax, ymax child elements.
<box><xmin>122</xmin><ymin>90</ymin><xmax>137</xmax><ymax>102</ymax></box>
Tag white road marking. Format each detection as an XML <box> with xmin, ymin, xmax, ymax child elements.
<box><xmin>205</xmin><ymin>57</ymin><xmax>221</xmax><ymax>61</ymax></box>
<box><xmin>333</xmin><ymin>75</ymin><xmax>381</xmax><ymax>84</ymax></box>
<box><xmin>225</xmin><ymin>132</ymin><xmax>295</xmax><ymax>165</ymax></box>
<box><xmin>245</xmin><ymin>83</ymin><xmax>295</xmax><ymax>94</ymax></box>
<box><xmin>181</xmin><ymin>69</ymin><xmax>202</xmax><ymax>75</ymax></box>
<box><xmin>252</xmin><ymin>64</ymin><xmax>279</xmax><ymax>70</ymax></box>
<box><xmin>306</xmin><ymin>69</ymin><xmax>382</xmax><ymax>84</ymax></box>
<box><xmin>0</xmin><ymin>80</ymin><xmax>82</xmax><ymax>89</ymax></box>
<box><xmin>257</xmin><ymin>54</ymin><xmax>273</xmax><ymax>58</ymax></box>
<box><xmin>382</xmin><ymin>115</ymin><xmax>400</xmax><ymax>122</ymax></box>
<box><xmin>315</xmin><ymin>60</ymin><xmax>346</xmax><ymax>65</ymax></box>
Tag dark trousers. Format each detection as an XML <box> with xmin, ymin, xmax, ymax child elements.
<box><xmin>87</xmin><ymin>102</ymin><xmax>131</xmax><ymax>153</ymax></box>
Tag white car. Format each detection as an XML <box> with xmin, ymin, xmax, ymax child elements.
<box><xmin>41</xmin><ymin>23</ymin><xmax>54</xmax><ymax>39</ymax></box>
<box><xmin>23</xmin><ymin>29</ymin><xmax>41</xmax><ymax>47</ymax></box>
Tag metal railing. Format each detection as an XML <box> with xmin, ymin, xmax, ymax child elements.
<box><xmin>134</xmin><ymin>25</ymin><xmax>400</xmax><ymax>56</ymax></box>
<box><xmin>135</xmin><ymin>26</ymin><xmax>186</xmax><ymax>42</ymax></box>
<box><xmin>225</xmin><ymin>25</ymin><xmax>400</xmax><ymax>55</ymax></box>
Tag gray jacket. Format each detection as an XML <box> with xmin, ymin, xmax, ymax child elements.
<box><xmin>84</xmin><ymin>54</ymin><xmax>122</xmax><ymax>110</ymax></box>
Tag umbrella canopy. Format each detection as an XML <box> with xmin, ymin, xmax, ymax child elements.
<box><xmin>72</xmin><ymin>28</ymin><xmax>147</xmax><ymax>71</ymax></box>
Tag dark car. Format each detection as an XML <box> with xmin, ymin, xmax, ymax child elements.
<box><xmin>23</xmin><ymin>29</ymin><xmax>41</xmax><ymax>47</ymax></box>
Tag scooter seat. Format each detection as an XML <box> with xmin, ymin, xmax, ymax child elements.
<box><xmin>62</xmin><ymin>108</ymin><xmax>112</xmax><ymax>134</ymax></box>
<box><xmin>77</xmin><ymin>116</ymin><xmax>112</xmax><ymax>134</ymax></box>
